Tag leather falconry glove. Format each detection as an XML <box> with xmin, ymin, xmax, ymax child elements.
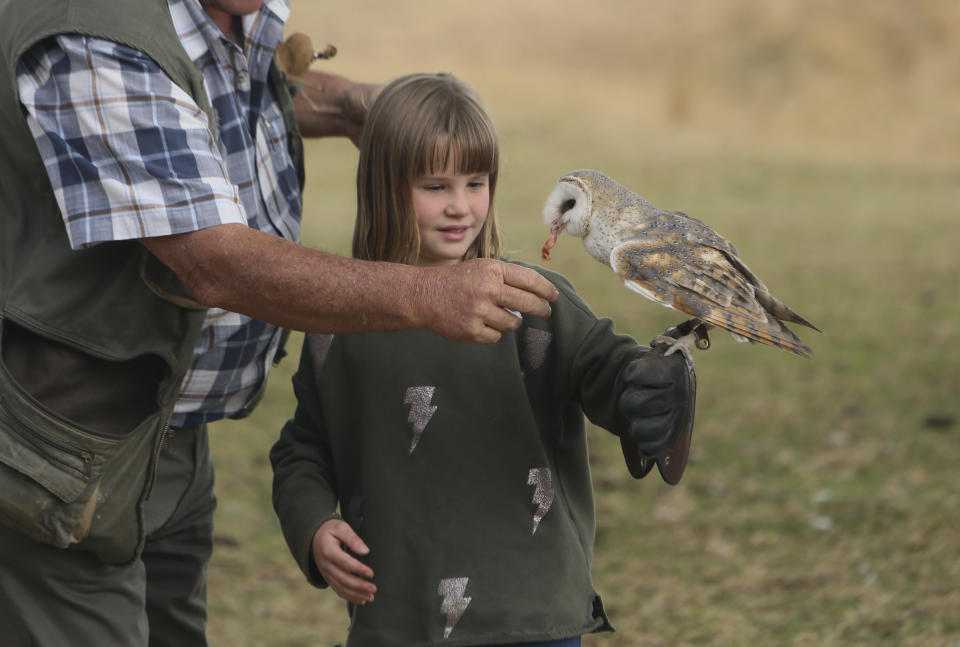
<box><xmin>617</xmin><ymin>345</ymin><xmax>696</xmax><ymax>485</ymax></box>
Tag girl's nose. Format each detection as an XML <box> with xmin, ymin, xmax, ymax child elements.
<box><xmin>445</xmin><ymin>189</ymin><xmax>469</xmax><ymax>216</ymax></box>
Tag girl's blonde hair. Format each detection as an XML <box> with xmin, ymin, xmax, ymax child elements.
<box><xmin>353</xmin><ymin>72</ymin><xmax>502</xmax><ymax>264</ymax></box>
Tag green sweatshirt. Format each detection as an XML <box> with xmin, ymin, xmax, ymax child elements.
<box><xmin>271</xmin><ymin>263</ymin><xmax>646</xmax><ymax>646</ymax></box>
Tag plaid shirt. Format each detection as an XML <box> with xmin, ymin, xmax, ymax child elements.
<box><xmin>16</xmin><ymin>0</ymin><xmax>301</xmax><ymax>425</ymax></box>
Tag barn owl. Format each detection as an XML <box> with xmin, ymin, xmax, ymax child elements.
<box><xmin>542</xmin><ymin>169</ymin><xmax>818</xmax><ymax>361</ymax></box>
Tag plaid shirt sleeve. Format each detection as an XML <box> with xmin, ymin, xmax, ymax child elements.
<box><xmin>16</xmin><ymin>34</ymin><xmax>247</xmax><ymax>249</ymax></box>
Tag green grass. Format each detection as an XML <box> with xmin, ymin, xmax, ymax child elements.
<box><xmin>205</xmin><ymin>2</ymin><xmax>960</xmax><ymax>644</ymax></box>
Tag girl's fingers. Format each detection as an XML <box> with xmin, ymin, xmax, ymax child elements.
<box><xmin>313</xmin><ymin>520</ymin><xmax>377</xmax><ymax>602</ymax></box>
<box><xmin>328</xmin><ymin>549</ymin><xmax>375</xmax><ymax>581</ymax></box>
<box><xmin>329</xmin><ymin>522</ymin><xmax>371</xmax><ymax>558</ymax></box>
<box><xmin>323</xmin><ymin>562</ymin><xmax>376</xmax><ymax>603</ymax></box>
<box><xmin>320</xmin><ymin>525</ymin><xmax>374</xmax><ymax>579</ymax></box>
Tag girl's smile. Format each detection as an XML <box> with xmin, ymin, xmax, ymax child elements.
<box><xmin>437</xmin><ymin>225</ymin><xmax>470</xmax><ymax>241</ymax></box>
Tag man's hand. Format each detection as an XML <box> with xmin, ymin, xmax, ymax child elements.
<box><xmin>294</xmin><ymin>71</ymin><xmax>381</xmax><ymax>146</ymax></box>
<box><xmin>417</xmin><ymin>259</ymin><xmax>559</xmax><ymax>344</ymax></box>
<box><xmin>337</xmin><ymin>81</ymin><xmax>380</xmax><ymax>146</ymax></box>
<box><xmin>312</xmin><ymin>518</ymin><xmax>376</xmax><ymax>605</ymax></box>
<box><xmin>618</xmin><ymin>350</ymin><xmax>694</xmax><ymax>458</ymax></box>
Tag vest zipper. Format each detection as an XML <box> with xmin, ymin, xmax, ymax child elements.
<box><xmin>144</xmin><ymin>420</ymin><xmax>171</xmax><ymax>500</ymax></box>
<box><xmin>0</xmin><ymin>393</ymin><xmax>96</xmax><ymax>475</ymax></box>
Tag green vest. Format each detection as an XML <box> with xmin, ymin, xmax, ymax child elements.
<box><xmin>0</xmin><ymin>0</ymin><xmax>301</xmax><ymax>563</ymax></box>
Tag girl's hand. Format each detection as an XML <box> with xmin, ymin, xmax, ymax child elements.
<box><xmin>312</xmin><ymin>518</ymin><xmax>377</xmax><ymax>604</ymax></box>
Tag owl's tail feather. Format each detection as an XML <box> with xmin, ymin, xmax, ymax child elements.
<box><xmin>769</xmin><ymin>320</ymin><xmax>814</xmax><ymax>358</ymax></box>
<box><xmin>725</xmin><ymin>253</ymin><xmax>820</xmax><ymax>334</ymax></box>
<box><xmin>703</xmin><ymin>309</ymin><xmax>813</xmax><ymax>358</ymax></box>
<box><xmin>756</xmin><ymin>293</ymin><xmax>820</xmax><ymax>332</ymax></box>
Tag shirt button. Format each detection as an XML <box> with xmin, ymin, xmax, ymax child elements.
<box><xmin>236</xmin><ymin>70</ymin><xmax>249</xmax><ymax>89</ymax></box>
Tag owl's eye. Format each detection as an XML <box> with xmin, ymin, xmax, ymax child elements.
<box><xmin>562</xmin><ymin>198</ymin><xmax>576</xmax><ymax>212</ymax></box>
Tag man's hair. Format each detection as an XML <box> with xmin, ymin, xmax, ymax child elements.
<box><xmin>353</xmin><ymin>72</ymin><xmax>502</xmax><ymax>263</ymax></box>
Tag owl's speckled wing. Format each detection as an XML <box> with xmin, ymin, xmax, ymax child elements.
<box><xmin>610</xmin><ymin>212</ymin><xmax>813</xmax><ymax>357</ymax></box>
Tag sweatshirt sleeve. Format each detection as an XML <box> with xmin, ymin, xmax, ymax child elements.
<box><xmin>528</xmin><ymin>264</ymin><xmax>648</xmax><ymax>435</ymax></box>
<box><xmin>270</xmin><ymin>336</ymin><xmax>341</xmax><ymax>588</ymax></box>
<box><xmin>572</xmin><ymin>315</ymin><xmax>651</xmax><ymax>436</ymax></box>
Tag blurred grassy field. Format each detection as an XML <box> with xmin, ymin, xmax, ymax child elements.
<box><xmin>207</xmin><ymin>1</ymin><xmax>960</xmax><ymax>645</ymax></box>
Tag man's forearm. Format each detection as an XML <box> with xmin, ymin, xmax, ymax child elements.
<box><xmin>140</xmin><ymin>223</ymin><xmax>559</xmax><ymax>343</ymax></box>
<box><xmin>142</xmin><ymin>224</ymin><xmax>425</xmax><ymax>334</ymax></box>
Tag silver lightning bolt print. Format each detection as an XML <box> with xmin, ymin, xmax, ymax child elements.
<box><xmin>438</xmin><ymin>577</ymin><xmax>471</xmax><ymax>639</ymax></box>
<box><xmin>307</xmin><ymin>333</ymin><xmax>334</xmax><ymax>375</ymax></box>
<box><xmin>527</xmin><ymin>467</ymin><xmax>555</xmax><ymax>534</ymax></box>
<box><xmin>403</xmin><ymin>386</ymin><xmax>437</xmax><ymax>453</ymax></box>
<box><xmin>520</xmin><ymin>328</ymin><xmax>553</xmax><ymax>376</ymax></box>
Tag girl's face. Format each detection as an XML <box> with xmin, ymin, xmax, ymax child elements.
<box><xmin>412</xmin><ymin>159</ymin><xmax>490</xmax><ymax>266</ymax></box>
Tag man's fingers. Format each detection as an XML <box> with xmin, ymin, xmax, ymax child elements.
<box><xmin>500</xmin><ymin>264</ymin><xmax>558</xmax><ymax>319</ymax></box>
<box><xmin>481</xmin><ymin>302</ymin><xmax>525</xmax><ymax>333</ymax></box>
<box><xmin>443</xmin><ymin>310</ymin><xmax>504</xmax><ymax>343</ymax></box>
<box><xmin>501</xmin><ymin>262</ymin><xmax>560</xmax><ymax>302</ymax></box>
<box><xmin>498</xmin><ymin>283</ymin><xmax>552</xmax><ymax>320</ymax></box>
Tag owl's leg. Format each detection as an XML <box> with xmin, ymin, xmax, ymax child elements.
<box><xmin>651</xmin><ymin>321</ymin><xmax>710</xmax><ymax>370</ymax></box>
<box><xmin>653</xmin><ymin>333</ymin><xmax>698</xmax><ymax>369</ymax></box>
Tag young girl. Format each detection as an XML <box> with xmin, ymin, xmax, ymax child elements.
<box><xmin>271</xmin><ymin>72</ymin><xmax>690</xmax><ymax>647</ymax></box>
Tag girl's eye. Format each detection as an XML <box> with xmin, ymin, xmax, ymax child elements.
<box><xmin>423</xmin><ymin>184</ymin><xmax>444</xmax><ymax>192</ymax></box>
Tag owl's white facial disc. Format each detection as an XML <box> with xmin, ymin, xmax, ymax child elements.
<box><xmin>541</xmin><ymin>177</ymin><xmax>592</xmax><ymax>239</ymax></box>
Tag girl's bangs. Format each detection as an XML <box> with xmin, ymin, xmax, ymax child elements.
<box><xmin>421</xmin><ymin>123</ymin><xmax>497</xmax><ymax>178</ymax></box>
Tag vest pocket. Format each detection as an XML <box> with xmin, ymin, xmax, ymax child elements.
<box><xmin>0</xmin><ymin>320</ymin><xmax>168</xmax><ymax>563</ymax></box>
<box><xmin>0</xmin><ymin>318</ymin><xmax>166</xmax><ymax>436</ymax></box>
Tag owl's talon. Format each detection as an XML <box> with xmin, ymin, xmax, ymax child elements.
<box><xmin>653</xmin><ymin>333</ymin><xmax>696</xmax><ymax>370</ymax></box>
